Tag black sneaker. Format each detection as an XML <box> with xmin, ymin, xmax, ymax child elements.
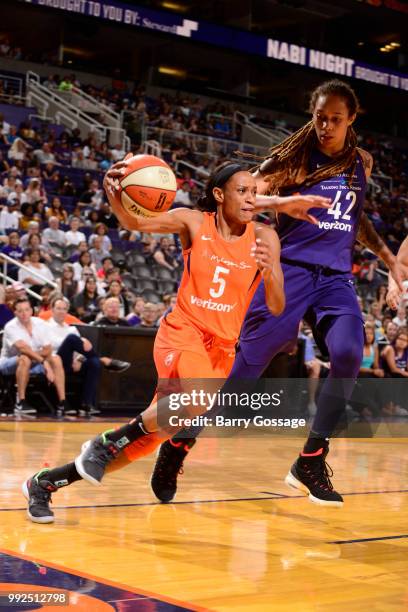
<box><xmin>151</xmin><ymin>438</ymin><xmax>196</xmax><ymax>503</ymax></box>
<box><xmin>74</xmin><ymin>430</ymin><xmax>124</xmax><ymax>485</ymax></box>
<box><xmin>285</xmin><ymin>448</ymin><xmax>343</xmax><ymax>507</ymax></box>
<box><xmin>78</xmin><ymin>404</ymin><xmax>101</xmax><ymax>417</ymax></box>
<box><xmin>103</xmin><ymin>359</ymin><xmax>130</xmax><ymax>373</ymax></box>
<box><xmin>55</xmin><ymin>402</ymin><xmax>65</xmax><ymax>420</ymax></box>
<box><xmin>22</xmin><ymin>470</ymin><xmax>56</xmax><ymax>523</ymax></box>
<box><xmin>14</xmin><ymin>400</ymin><xmax>37</xmax><ymax>417</ymax></box>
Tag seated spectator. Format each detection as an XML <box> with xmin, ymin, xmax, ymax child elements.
<box><xmin>0</xmin><ymin>200</ymin><xmax>20</xmax><ymax>233</ymax></box>
<box><xmin>1</xmin><ymin>231</ymin><xmax>23</xmax><ymax>279</ymax></box>
<box><xmin>25</xmin><ymin>233</ymin><xmax>52</xmax><ymax>264</ymax></box>
<box><xmin>105</xmin><ymin>279</ymin><xmax>131</xmax><ymax>317</ymax></box>
<box><xmin>57</xmin><ymin>264</ymin><xmax>78</xmax><ymax>301</ymax></box>
<box><xmin>69</xmin><ymin>240</ymin><xmax>90</xmax><ymax>263</ymax></box>
<box><xmin>89</xmin><ymin>222</ymin><xmax>112</xmax><ymax>251</ymax></box>
<box><xmin>72</xmin><ymin>251</ymin><xmax>97</xmax><ymax>282</ymax></box>
<box><xmin>42</xmin><ymin>162</ymin><xmax>60</xmax><ymax>183</ymax></box>
<box><xmin>45</xmin><ymin>196</ymin><xmax>68</xmax><ymax>224</ymax></box>
<box><xmin>43</xmin><ymin>216</ymin><xmax>67</xmax><ymax>248</ymax></box>
<box><xmin>381</xmin><ymin>328</ymin><xmax>408</xmax><ymax>415</ymax></box>
<box><xmin>126</xmin><ymin>296</ymin><xmax>145</xmax><ymax>326</ymax></box>
<box><xmin>153</xmin><ymin>237</ymin><xmax>179</xmax><ymax>271</ymax></box>
<box><xmin>72</xmin><ymin>276</ymin><xmax>101</xmax><ymax>322</ymax></box>
<box><xmin>18</xmin><ymin>248</ymin><xmax>55</xmax><ymax>290</ymax></box>
<box><xmin>37</xmin><ymin>285</ymin><xmax>53</xmax><ymax>317</ymax></box>
<box><xmin>78</xmin><ymin>179</ymin><xmax>104</xmax><ymax>208</ymax></box>
<box><xmin>97</xmin><ymin>202</ymin><xmax>119</xmax><ymax>229</ymax></box>
<box><xmin>89</xmin><ymin>235</ymin><xmax>110</xmax><ymax>270</ymax></box>
<box><xmin>20</xmin><ymin>221</ymin><xmax>40</xmax><ymax>249</ymax></box>
<box><xmin>392</xmin><ymin>304</ymin><xmax>407</xmax><ymax>328</ymax></box>
<box><xmin>8</xmin><ymin>137</ymin><xmax>29</xmax><ymax>161</ymax></box>
<box><xmin>65</xmin><ymin>217</ymin><xmax>86</xmax><ymax>246</ymax></box>
<box><xmin>24</xmin><ymin>178</ymin><xmax>47</xmax><ymax>207</ymax></box>
<box><xmin>97</xmin><ymin>256</ymin><xmax>114</xmax><ymax>282</ymax></box>
<box><xmin>33</xmin><ymin>142</ymin><xmax>56</xmax><ymax>165</ymax></box>
<box><xmin>93</xmin><ymin>296</ymin><xmax>129</xmax><ymax>327</ymax></box>
<box><xmin>134</xmin><ymin>302</ymin><xmax>159</xmax><ymax>329</ymax></box>
<box><xmin>19</xmin><ymin>204</ymin><xmax>36</xmax><ymax>232</ymax></box>
<box><xmin>174</xmin><ymin>181</ymin><xmax>193</xmax><ymax>207</ymax></box>
<box><xmin>0</xmin><ymin>150</ymin><xmax>10</xmax><ymax>173</ymax></box>
<box><xmin>86</xmin><ymin>209</ymin><xmax>100</xmax><ymax>227</ymax></box>
<box><xmin>46</xmin><ymin>296</ymin><xmax>130</xmax><ymax>417</ymax></box>
<box><xmin>0</xmin><ymin>297</ymin><xmax>65</xmax><ymax>416</ymax></box>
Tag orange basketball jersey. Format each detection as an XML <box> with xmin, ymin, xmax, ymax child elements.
<box><xmin>169</xmin><ymin>212</ymin><xmax>260</xmax><ymax>343</ymax></box>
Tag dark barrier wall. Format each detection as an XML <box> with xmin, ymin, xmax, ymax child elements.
<box><xmin>76</xmin><ymin>325</ymin><xmax>301</xmax><ymax>414</ymax></box>
<box><xmin>77</xmin><ymin>325</ymin><xmax>157</xmax><ymax>412</ymax></box>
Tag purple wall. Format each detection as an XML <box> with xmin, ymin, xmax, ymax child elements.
<box><xmin>0</xmin><ymin>104</ymin><xmax>36</xmax><ymax>127</ymax></box>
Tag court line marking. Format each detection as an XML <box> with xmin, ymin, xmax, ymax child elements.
<box><xmin>329</xmin><ymin>534</ymin><xmax>408</xmax><ymax>544</ymax></box>
<box><xmin>0</xmin><ymin>547</ymin><xmax>210</xmax><ymax>612</ymax></box>
<box><xmin>3</xmin><ymin>488</ymin><xmax>408</xmax><ymax>512</ymax></box>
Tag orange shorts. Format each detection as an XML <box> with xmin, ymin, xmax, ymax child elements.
<box><xmin>153</xmin><ymin>312</ymin><xmax>236</xmax><ymax>379</ymax></box>
<box><xmin>123</xmin><ymin>314</ymin><xmax>236</xmax><ymax>461</ymax></box>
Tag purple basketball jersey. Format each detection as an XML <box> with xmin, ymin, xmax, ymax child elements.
<box><xmin>277</xmin><ymin>149</ymin><xmax>367</xmax><ymax>271</ymax></box>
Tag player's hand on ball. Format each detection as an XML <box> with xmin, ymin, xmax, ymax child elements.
<box><xmin>103</xmin><ymin>153</ymin><xmax>133</xmax><ymax>196</ymax></box>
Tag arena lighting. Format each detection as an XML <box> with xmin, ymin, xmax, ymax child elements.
<box><xmin>158</xmin><ymin>65</ymin><xmax>187</xmax><ymax>77</ymax></box>
<box><xmin>390</xmin><ymin>42</ymin><xmax>401</xmax><ymax>47</ymax></box>
<box><xmin>161</xmin><ymin>1</ymin><xmax>188</xmax><ymax>11</ymax></box>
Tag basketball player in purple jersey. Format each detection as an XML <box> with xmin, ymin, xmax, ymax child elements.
<box><xmin>150</xmin><ymin>79</ymin><xmax>406</xmax><ymax>507</ymax></box>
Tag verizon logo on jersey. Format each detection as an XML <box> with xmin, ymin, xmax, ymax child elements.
<box><xmin>190</xmin><ymin>295</ymin><xmax>237</xmax><ymax>313</ymax></box>
<box><xmin>318</xmin><ymin>220</ymin><xmax>352</xmax><ymax>232</ymax></box>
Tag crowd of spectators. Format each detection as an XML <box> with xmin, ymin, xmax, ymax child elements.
<box><xmin>0</xmin><ymin>76</ymin><xmax>407</xmax><ymax>417</ymax></box>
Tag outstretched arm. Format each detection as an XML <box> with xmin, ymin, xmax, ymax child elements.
<box><xmin>357</xmin><ymin>212</ymin><xmax>404</xmax><ymax>292</ymax></box>
<box><xmin>252</xmin><ymin>170</ymin><xmax>332</xmax><ymax>225</ymax></box>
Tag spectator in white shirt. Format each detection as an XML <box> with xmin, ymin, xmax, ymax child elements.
<box><xmin>0</xmin><ymin>297</ymin><xmax>65</xmax><ymax>416</ymax></box>
<box><xmin>46</xmin><ymin>296</ymin><xmax>130</xmax><ymax>416</ymax></box>
<box><xmin>18</xmin><ymin>248</ymin><xmax>55</xmax><ymax>288</ymax></box>
<box><xmin>43</xmin><ymin>217</ymin><xmax>67</xmax><ymax>248</ymax></box>
<box><xmin>174</xmin><ymin>181</ymin><xmax>193</xmax><ymax>207</ymax></box>
<box><xmin>89</xmin><ymin>223</ymin><xmax>112</xmax><ymax>252</ymax></box>
<box><xmin>89</xmin><ymin>235</ymin><xmax>110</xmax><ymax>270</ymax></box>
<box><xmin>33</xmin><ymin>142</ymin><xmax>56</xmax><ymax>165</ymax></box>
<box><xmin>392</xmin><ymin>304</ymin><xmax>407</xmax><ymax>328</ymax></box>
<box><xmin>65</xmin><ymin>217</ymin><xmax>86</xmax><ymax>246</ymax></box>
<box><xmin>0</xmin><ymin>201</ymin><xmax>20</xmax><ymax>233</ymax></box>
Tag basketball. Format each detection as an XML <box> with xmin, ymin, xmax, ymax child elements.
<box><xmin>114</xmin><ymin>154</ymin><xmax>177</xmax><ymax>219</ymax></box>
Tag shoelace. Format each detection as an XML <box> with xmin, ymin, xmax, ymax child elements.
<box><xmin>32</xmin><ymin>481</ymin><xmax>53</xmax><ymax>506</ymax></box>
<box><xmin>155</xmin><ymin>445</ymin><xmax>186</xmax><ymax>483</ymax></box>
<box><xmin>305</xmin><ymin>459</ymin><xmax>334</xmax><ymax>492</ymax></box>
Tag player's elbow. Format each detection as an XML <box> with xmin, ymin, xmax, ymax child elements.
<box><xmin>266</xmin><ymin>293</ymin><xmax>285</xmax><ymax>316</ymax></box>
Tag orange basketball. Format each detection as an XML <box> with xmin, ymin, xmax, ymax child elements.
<box><xmin>113</xmin><ymin>154</ymin><xmax>177</xmax><ymax>219</ymax></box>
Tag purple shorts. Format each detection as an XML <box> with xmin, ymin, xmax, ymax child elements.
<box><xmin>239</xmin><ymin>260</ymin><xmax>363</xmax><ymax>366</ymax></box>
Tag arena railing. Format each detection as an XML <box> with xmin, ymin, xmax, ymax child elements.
<box><xmin>0</xmin><ymin>253</ymin><xmax>58</xmax><ymax>298</ymax></box>
<box><xmin>142</xmin><ymin>125</ymin><xmax>269</xmax><ymax>162</ymax></box>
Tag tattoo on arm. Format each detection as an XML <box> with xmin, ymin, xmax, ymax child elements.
<box><xmin>357</xmin><ymin>212</ymin><xmax>386</xmax><ymax>255</ymax></box>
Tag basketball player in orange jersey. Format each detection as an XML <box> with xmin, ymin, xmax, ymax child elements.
<box><xmin>23</xmin><ymin>162</ymin><xmax>331</xmax><ymax>522</ymax></box>
<box><xmin>387</xmin><ymin>235</ymin><xmax>408</xmax><ymax>309</ymax></box>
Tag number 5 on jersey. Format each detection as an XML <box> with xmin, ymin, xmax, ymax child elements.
<box><xmin>210</xmin><ymin>266</ymin><xmax>230</xmax><ymax>298</ymax></box>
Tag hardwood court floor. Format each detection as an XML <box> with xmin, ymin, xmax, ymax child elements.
<box><xmin>1</xmin><ymin>421</ymin><xmax>408</xmax><ymax>611</ymax></box>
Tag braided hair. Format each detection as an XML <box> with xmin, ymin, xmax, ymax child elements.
<box><xmin>259</xmin><ymin>80</ymin><xmax>360</xmax><ymax>194</ymax></box>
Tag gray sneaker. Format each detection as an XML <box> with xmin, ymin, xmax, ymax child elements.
<box><xmin>75</xmin><ymin>430</ymin><xmax>122</xmax><ymax>485</ymax></box>
<box><xmin>22</xmin><ymin>470</ymin><xmax>56</xmax><ymax>523</ymax></box>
